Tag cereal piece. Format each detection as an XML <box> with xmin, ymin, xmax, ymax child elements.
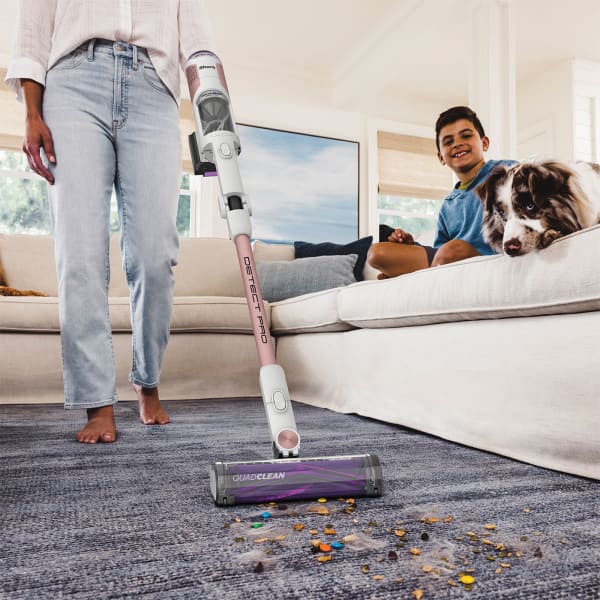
<box><xmin>324</xmin><ymin>528</ymin><xmax>337</xmax><ymax>536</ymax></box>
<box><xmin>317</xmin><ymin>555</ymin><xmax>332</xmax><ymax>563</ymax></box>
<box><xmin>373</xmin><ymin>575</ymin><xmax>384</xmax><ymax>582</ymax></box>
<box><xmin>484</xmin><ymin>523</ymin><xmax>497</xmax><ymax>530</ymax></box>
<box><xmin>361</xmin><ymin>564</ymin><xmax>370</xmax><ymax>574</ymax></box>
<box><xmin>412</xmin><ymin>589</ymin><xmax>424</xmax><ymax>600</ymax></box>
<box><xmin>409</xmin><ymin>548</ymin><xmax>422</xmax><ymax>556</ymax></box>
<box><xmin>394</xmin><ymin>529</ymin><xmax>407</xmax><ymax>537</ymax></box>
<box><xmin>319</xmin><ymin>543</ymin><xmax>332</xmax><ymax>552</ymax></box>
<box><xmin>421</xmin><ymin>517</ymin><xmax>440</xmax><ymax>524</ymax></box>
<box><xmin>422</xmin><ymin>565</ymin><xmax>434</xmax><ymax>573</ymax></box>
<box><xmin>459</xmin><ymin>575</ymin><xmax>475</xmax><ymax>585</ymax></box>
<box><xmin>317</xmin><ymin>498</ymin><xmax>328</xmax><ymax>503</ymax></box>
<box><xmin>293</xmin><ymin>523</ymin><xmax>305</xmax><ymax>531</ymax></box>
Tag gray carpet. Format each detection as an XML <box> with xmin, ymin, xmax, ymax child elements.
<box><xmin>1</xmin><ymin>398</ymin><xmax>599</xmax><ymax>599</ymax></box>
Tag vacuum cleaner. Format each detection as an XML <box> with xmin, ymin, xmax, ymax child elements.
<box><xmin>185</xmin><ymin>51</ymin><xmax>383</xmax><ymax>506</ymax></box>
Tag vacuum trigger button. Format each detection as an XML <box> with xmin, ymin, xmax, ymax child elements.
<box><xmin>272</xmin><ymin>391</ymin><xmax>287</xmax><ymax>411</ymax></box>
<box><xmin>220</xmin><ymin>143</ymin><xmax>232</xmax><ymax>157</ymax></box>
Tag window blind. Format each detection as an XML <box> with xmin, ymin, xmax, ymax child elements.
<box><xmin>377</xmin><ymin>131</ymin><xmax>453</xmax><ymax>200</ymax></box>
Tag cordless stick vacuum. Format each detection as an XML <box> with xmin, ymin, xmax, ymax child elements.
<box><xmin>185</xmin><ymin>51</ymin><xmax>382</xmax><ymax>506</ymax></box>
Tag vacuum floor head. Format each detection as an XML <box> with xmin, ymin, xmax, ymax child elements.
<box><xmin>210</xmin><ymin>454</ymin><xmax>382</xmax><ymax>506</ymax></box>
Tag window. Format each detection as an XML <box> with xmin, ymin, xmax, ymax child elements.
<box><xmin>376</xmin><ymin>131</ymin><xmax>452</xmax><ymax>244</ymax></box>
<box><xmin>378</xmin><ymin>195</ymin><xmax>443</xmax><ymax>245</ymax></box>
<box><xmin>0</xmin><ymin>149</ymin><xmax>193</xmax><ymax>236</ymax></box>
<box><xmin>0</xmin><ymin>150</ymin><xmax>51</xmax><ymax>234</ymax></box>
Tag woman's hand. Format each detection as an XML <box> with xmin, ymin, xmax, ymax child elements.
<box><xmin>21</xmin><ymin>79</ymin><xmax>56</xmax><ymax>185</ymax></box>
<box><xmin>23</xmin><ymin>114</ymin><xmax>55</xmax><ymax>184</ymax></box>
<box><xmin>387</xmin><ymin>228</ymin><xmax>414</xmax><ymax>245</ymax></box>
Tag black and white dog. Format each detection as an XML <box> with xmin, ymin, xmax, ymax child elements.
<box><xmin>476</xmin><ymin>160</ymin><xmax>600</xmax><ymax>256</ymax></box>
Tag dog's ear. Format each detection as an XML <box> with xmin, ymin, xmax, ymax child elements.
<box><xmin>528</xmin><ymin>161</ymin><xmax>573</xmax><ymax>196</ymax></box>
<box><xmin>475</xmin><ymin>165</ymin><xmax>508</xmax><ymax>211</ymax></box>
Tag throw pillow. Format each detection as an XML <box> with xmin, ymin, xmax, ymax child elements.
<box><xmin>256</xmin><ymin>254</ymin><xmax>358</xmax><ymax>302</ymax></box>
<box><xmin>293</xmin><ymin>236</ymin><xmax>373</xmax><ymax>281</ymax></box>
<box><xmin>252</xmin><ymin>240</ymin><xmax>295</xmax><ymax>262</ymax></box>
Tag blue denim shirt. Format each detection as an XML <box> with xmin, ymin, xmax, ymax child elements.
<box><xmin>433</xmin><ymin>159</ymin><xmax>518</xmax><ymax>255</ymax></box>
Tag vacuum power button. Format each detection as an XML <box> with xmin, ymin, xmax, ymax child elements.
<box><xmin>219</xmin><ymin>143</ymin><xmax>232</xmax><ymax>157</ymax></box>
<box><xmin>272</xmin><ymin>391</ymin><xmax>287</xmax><ymax>411</ymax></box>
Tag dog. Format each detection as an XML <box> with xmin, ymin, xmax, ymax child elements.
<box><xmin>476</xmin><ymin>160</ymin><xmax>600</xmax><ymax>256</ymax></box>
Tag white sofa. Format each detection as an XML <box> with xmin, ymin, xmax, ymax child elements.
<box><xmin>1</xmin><ymin>228</ymin><xmax>599</xmax><ymax>480</ymax></box>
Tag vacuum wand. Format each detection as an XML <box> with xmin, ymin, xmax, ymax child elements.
<box><xmin>186</xmin><ymin>50</ymin><xmax>299</xmax><ymax>460</ymax></box>
<box><xmin>185</xmin><ymin>51</ymin><xmax>382</xmax><ymax>505</ymax></box>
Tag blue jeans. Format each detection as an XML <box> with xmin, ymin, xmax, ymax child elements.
<box><xmin>43</xmin><ymin>39</ymin><xmax>181</xmax><ymax>409</ymax></box>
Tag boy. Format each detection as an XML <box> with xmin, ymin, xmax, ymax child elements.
<box><xmin>368</xmin><ymin>106</ymin><xmax>517</xmax><ymax>278</ymax></box>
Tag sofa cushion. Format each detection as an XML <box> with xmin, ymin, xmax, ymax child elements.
<box><xmin>0</xmin><ymin>234</ymin><xmax>57</xmax><ymax>296</ymax></box>
<box><xmin>294</xmin><ymin>236</ymin><xmax>373</xmax><ymax>281</ymax></box>
<box><xmin>110</xmin><ymin>296</ymin><xmax>264</xmax><ymax>333</ymax></box>
<box><xmin>173</xmin><ymin>237</ymin><xmax>245</xmax><ymax>297</ymax></box>
<box><xmin>339</xmin><ymin>225</ymin><xmax>600</xmax><ymax>328</ymax></box>
<box><xmin>0</xmin><ymin>296</ymin><xmax>61</xmax><ymax>331</ymax></box>
<box><xmin>270</xmin><ymin>287</ymin><xmax>354</xmax><ymax>335</ymax></box>
<box><xmin>0</xmin><ymin>296</ymin><xmax>264</xmax><ymax>334</ymax></box>
<box><xmin>256</xmin><ymin>254</ymin><xmax>357</xmax><ymax>302</ymax></box>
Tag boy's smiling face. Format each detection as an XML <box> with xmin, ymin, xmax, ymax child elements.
<box><xmin>437</xmin><ymin>118</ymin><xmax>489</xmax><ymax>182</ymax></box>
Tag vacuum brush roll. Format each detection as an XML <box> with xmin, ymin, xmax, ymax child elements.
<box><xmin>210</xmin><ymin>454</ymin><xmax>383</xmax><ymax>506</ymax></box>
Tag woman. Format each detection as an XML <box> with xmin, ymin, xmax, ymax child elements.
<box><xmin>5</xmin><ymin>1</ymin><xmax>215</xmax><ymax>443</ymax></box>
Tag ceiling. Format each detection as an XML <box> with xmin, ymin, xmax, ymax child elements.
<box><xmin>1</xmin><ymin>0</ymin><xmax>599</xmax><ymax>122</ymax></box>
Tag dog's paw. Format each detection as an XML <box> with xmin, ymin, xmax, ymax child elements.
<box><xmin>539</xmin><ymin>229</ymin><xmax>562</xmax><ymax>248</ymax></box>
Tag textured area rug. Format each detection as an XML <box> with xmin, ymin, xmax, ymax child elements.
<box><xmin>1</xmin><ymin>398</ymin><xmax>599</xmax><ymax>599</ymax></box>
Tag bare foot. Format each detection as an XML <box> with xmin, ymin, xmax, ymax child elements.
<box><xmin>76</xmin><ymin>405</ymin><xmax>117</xmax><ymax>444</ymax></box>
<box><xmin>132</xmin><ymin>384</ymin><xmax>170</xmax><ymax>425</ymax></box>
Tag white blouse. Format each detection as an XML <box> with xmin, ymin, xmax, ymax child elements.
<box><xmin>5</xmin><ymin>0</ymin><xmax>216</xmax><ymax>103</ymax></box>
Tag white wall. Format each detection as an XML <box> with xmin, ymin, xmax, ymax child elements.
<box><xmin>517</xmin><ymin>60</ymin><xmax>574</xmax><ymax>161</ymax></box>
<box><xmin>572</xmin><ymin>59</ymin><xmax>600</xmax><ymax>162</ymax></box>
<box><xmin>517</xmin><ymin>58</ymin><xmax>600</xmax><ymax>163</ymax></box>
